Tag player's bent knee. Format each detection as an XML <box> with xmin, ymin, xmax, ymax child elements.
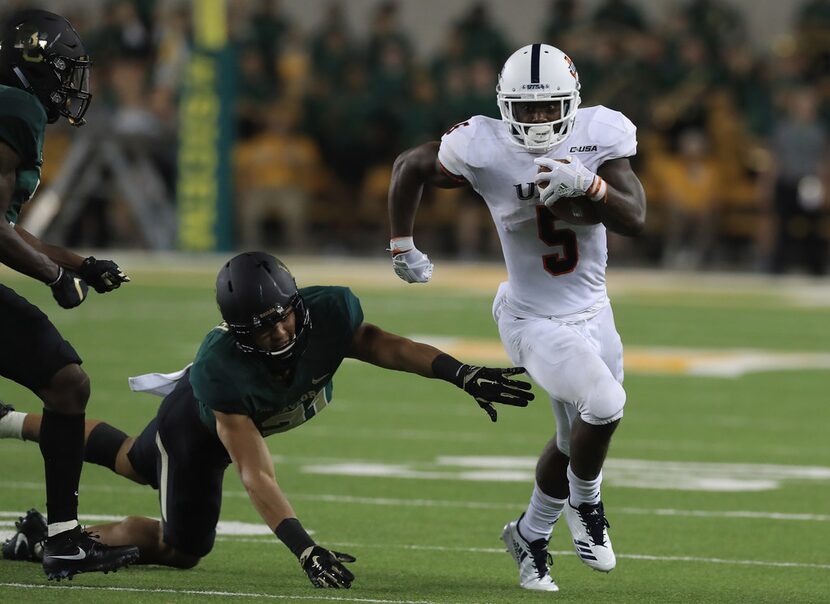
<box><xmin>154</xmin><ymin>534</ymin><xmax>201</xmax><ymax>569</ymax></box>
<box><xmin>41</xmin><ymin>364</ymin><xmax>90</xmax><ymax>413</ymax></box>
<box><xmin>168</xmin><ymin>550</ymin><xmax>201</xmax><ymax>569</ymax></box>
<box><xmin>582</xmin><ymin>380</ymin><xmax>626</xmax><ymax>425</ymax></box>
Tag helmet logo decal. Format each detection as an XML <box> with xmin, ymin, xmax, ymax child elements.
<box><xmin>564</xmin><ymin>55</ymin><xmax>578</xmax><ymax>81</ymax></box>
<box><xmin>16</xmin><ymin>27</ymin><xmax>46</xmax><ymax>63</ymax></box>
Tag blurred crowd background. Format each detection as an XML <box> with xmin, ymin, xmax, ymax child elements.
<box><xmin>3</xmin><ymin>0</ymin><xmax>829</xmax><ymax>274</ymax></box>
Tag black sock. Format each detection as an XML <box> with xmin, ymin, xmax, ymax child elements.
<box><xmin>38</xmin><ymin>408</ymin><xmax>85</xmax><ymax>526</ymax></box>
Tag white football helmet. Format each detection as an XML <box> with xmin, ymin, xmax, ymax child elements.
<box><xmin>496</xmin><ymin>44</ymin><xmax>581</xmax><ymax>153</ymax></box>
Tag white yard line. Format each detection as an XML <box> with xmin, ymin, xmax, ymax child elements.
<box><xmin>213</xmin><ymin>538</ymin><xmax>830</xmax><ymax>571</ymax></box>
<box><xmin>0</xmin><ymin>583</ymin><xmax>462</xmax><ymax>604</ymax></box>
<box><xmin>2</xmin><ymin>485</ymin><xmax>828</xmax><ymax>522</ymax></box>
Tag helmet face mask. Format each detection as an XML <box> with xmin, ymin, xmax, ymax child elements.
<box><xmin>216</xmin><ymin>253</ymin><xmax>312</xmax><ymax>371</ymax></box>
<box><xmin>1</xmin><ymin>10</ymin><xmax>92</xmax><ymax>126</ymax></box>
<box><xmin>496</xmin><ymin>44</ymin><xmax>581</xmax><ymax>153</ymax></box>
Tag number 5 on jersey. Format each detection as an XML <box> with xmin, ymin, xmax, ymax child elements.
<box><xmin>536</xmin><ymin>205</ymin><xmax>578</xmax><ymax>276</ymax></box>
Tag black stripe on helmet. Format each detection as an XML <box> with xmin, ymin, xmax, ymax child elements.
<box><xmin>530</xmin><ymin>43</ymin><xmax>541</xmax><ymax>83</ymax></box>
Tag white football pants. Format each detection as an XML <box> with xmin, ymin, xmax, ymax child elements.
<box><xmin>492</xmin><ymin>282</ymin><xmax>626</xmax><ymax>456</ymax></box>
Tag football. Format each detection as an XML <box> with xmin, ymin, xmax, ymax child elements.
<box><xmin>537</xmin><ymin>164</ymin><xmax>602</xmax><ymax>225</ymax></box>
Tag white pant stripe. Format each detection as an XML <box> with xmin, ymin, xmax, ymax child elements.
<box><xmin>155</xmin><ymin>432</ymin><xmax>169</xmax><ymax>521</ymax></box>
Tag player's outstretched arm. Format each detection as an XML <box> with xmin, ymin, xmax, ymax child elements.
<box><xmin>387</xmin><ymin>142</ymin><xmax>467</xmax><ymax>283</ymax></box>
<box><xmin>348</xmin><ymin>322</ymin><xmax>534</xmax><ymax>421</ymax></box>
<box><xmin>14</xmin><ymin>224</ymin><xmax>130</xmax><ymax>293</ymax></box>
<box><xmin>215</xmin><ymin>410</ymin><xmax>356</xmax><ymax>588</ymax></box>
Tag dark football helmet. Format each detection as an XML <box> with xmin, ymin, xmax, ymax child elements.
<box><xmin>0</xmin><ymin>9</ymin><xmax>92</xmax><ymax>125</ymax></box>
<box><xmin>216</xmin><ymin>252</ymin><xmax>311</xmax><ymax>368</ymax></box>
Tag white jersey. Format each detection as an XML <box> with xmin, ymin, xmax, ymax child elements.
<box><xmin>438</xmin><ymin>106</ymin><xmax>637</xmax><ymax>318</ymax></box>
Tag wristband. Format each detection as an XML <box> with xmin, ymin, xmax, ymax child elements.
<box><xmin>586</xmin><ymin>176</ymin><xmax>607</xmax><ymax>203</ymax></box>
<box><xmin>389</xmin><ymin>236</ymin><xmax>414</xmax><ymax>254</ymax></box>
<box><xmin>46</xmin><ymin>266</ymin><xmax>64</xmax><ymax>287</ymax></box>
<box><xmin>274</xmin><ymin>517</ymin><xmax>315</xmax><ymax>559</ymax></box>
<box><xmin>431</xmin><ymin>353</ymin><xmax>465</xmax><ymax>388</ymax></box>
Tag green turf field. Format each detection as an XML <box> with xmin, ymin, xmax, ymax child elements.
<box><xmin>0</xmin><ymin>258</ymin><xmax>828</xmax><ymax>603</ymax></box>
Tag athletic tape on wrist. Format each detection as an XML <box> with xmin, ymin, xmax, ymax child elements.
<box><xmin>587</xmin><ymin>176</ymin><xmax>607</xmax><ymax>202</ymax></box>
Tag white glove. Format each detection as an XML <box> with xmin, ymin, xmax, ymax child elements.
<box><xmin>534</xmin><ymin>155</ymin><xmax>607</xmax><ymax>206</ymax></box>
<box><xmin>390</xmin><ymin>237</ymin><xmax>433</xmax><ymax>283</ymax></box>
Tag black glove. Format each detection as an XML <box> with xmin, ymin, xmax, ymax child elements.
<box><xmin>78</xmin><ymin>256</ymin><xmax>130</xmax><ymax>293</ymax></box>
<box><xmin>48</xmin><ymin>267</ymin><xmax>88</xmax><ymax>309</ymax></box>
<box><xmin>459</xmin><ymin>365</ymin><xmax>534</xmax><ymax>422</ymax></box>
<box><xmin>299</xmin><ymin>545</ymin><xmax>356</xmax><ymax>588</ymax></box>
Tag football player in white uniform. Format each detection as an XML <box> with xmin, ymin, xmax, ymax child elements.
<box><xmin>387</xmin><ymin>44</ymin><xmax>646</xmax><ymax>592</ymax></box>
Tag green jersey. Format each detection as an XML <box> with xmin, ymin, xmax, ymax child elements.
<box><xmin>0</xmin><ymin>85</ymin><xmax>46</xmax><ymax>225</ymax></box>
<box><xmin>191</xmin><ymin>286</ymin><xmax>364</xmax><ymax>437</ymax></box>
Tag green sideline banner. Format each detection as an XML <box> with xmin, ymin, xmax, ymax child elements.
<box><xmin>176</xmin><ymin>0</ymin><xmax>234</xmax><ymax>251</ymax></box>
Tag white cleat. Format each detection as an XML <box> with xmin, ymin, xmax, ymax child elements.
<box><xmin>564</xmin><ymin>500</ymin><xmax>616</xmax><ymax>572</ymax></box>
<box><xmin>501</xmin><ymin>515</ymin><xmax>559</xmax><ymax>592</ymax></box>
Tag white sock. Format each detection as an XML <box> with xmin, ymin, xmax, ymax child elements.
<box><xmin>0</xmin><ymin>410</ymin><xmax>26</xmax><ymax>440</ymax></box>
<box><xmin>518</xmin><ymin>483</ymin><xmax>567</xmax><ymax>543</ymax></box>
<box><xmin>567</xmin><ymin>465</ymin><xmax>602</xmax><ymax>506</ymax></box>
<box><xmin>48</xmin><ymin>519</ymin><xmax>79</xmax><ymax>537</ymax></box>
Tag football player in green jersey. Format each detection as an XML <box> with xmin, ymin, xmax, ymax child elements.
<box><xmin>0</xmin><ymin>10</ymin><xmax>135</xmax><ymax>580</ymax></box>
<box><xmin>1</xmin><ymin>252</ymin><xmax>534</xmax><ymax>588</ymax></box>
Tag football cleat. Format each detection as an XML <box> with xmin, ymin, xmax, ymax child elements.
<box><xmin>42</xmin><ymin>527</ymin><xmax>139</xmax><ymax>581</ymax></box>
<box><xmin>0</xmin><ymin>400</ymin><xmax>14</xmax><ymax>420</ymax></box>
<box><xmin>564</xmin><ymin>500</ymin><xmax>616</xmax><ymax>572</ymax></box>
<box><xmin>2</xmin><ymin>508</ymin><xmax>47</xmax><ymax>561</ymax></box>
<box><xmin>501</xmin><ymin>515</ymin><xmax>559</xmax><ymax>592</ymax></box>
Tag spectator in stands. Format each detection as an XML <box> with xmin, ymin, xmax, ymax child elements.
<box><xmin>720</xmin><ymin>46</ymin><xmax>774</xmax><ymax>138</ymax></box>
<box><xmin>767</xmin><ymin>87</ymin><xmax>829</xmax><ymax>275</ymax></box>
<box><xmin>234</xmin><ymin>104</ymin><xmax>321</xmax><ymax>252</ymax></box>
<box><xmin>88</xmin><ymin>0</ymin><xmax>153</xmax><ymax>62</ymax></box>
<box><xmin>310</xmin><ymin>2</ymin><xmax>354</xmax><ymax>89</ymax></box>
<box><xmin>543</xmin><ymin>0</ymin><xmax>582</xmax><ymax>45</ymax></box>
<box><xmin>367</xmin><ymin>1</ymin><xmax>412</xmax><ymax>74</ymax></box>
<box><xmin>456</xmin><ymin>2</ymin><xmax>509</xmax><ymax>71</ymax></box>
<box><xmin>151</xmin><ymin>3</ymin><xmax>191</xmax><ymax>122</ymax></box>
<box><xmin>249</xmin><ymin>0</ymin><xmax>290</xmax><ymax>85</ymax></box>
<box><xmin>460</xmin><ymin>58</ymin><xmax>500</xmax><ymax>120</ymax></box>
<box><xmin>591</xmin><ymin>0</ymin><xmax>647</xmax><ymax>33</ymax></box>
<box><xmin>237</xmin><ymin>45</ymin><xmax>278</xmax><ymax>139</ymax></box>
<box><xmin>400</xmin><ymin>71</ymin><xmax>442</xmax><ymax>148</ymax></box>
<box><xmin>682</xmin><ymin>0</ymin><xmax>744</xmax><ymax>59</ymax></box>
<box><xmin>430</xmin><ymin>24</ymin><xmax>468</xmax><ymax>97</ymax></box>
<box><xmin>654</xmin><ymin>129</ymin><xmax>719</xmax><ymax>269</ymax></box>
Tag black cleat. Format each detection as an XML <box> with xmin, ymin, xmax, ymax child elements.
<box><xmin>3</xmin><ymin>508</ymin><xmax>47</xmax><ymax>561</ymax></box>
<box><xmin>42</xmin><ymin>527</ymin><xmax>139</xmax><ymax>581</ymax></box>
<box><xmin>0</xmin><ymin>401</ymin><xmax>14</xmax><ymax>420</ymax></box>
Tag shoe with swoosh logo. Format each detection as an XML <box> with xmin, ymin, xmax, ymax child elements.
<box><xmin>42</xmin><ymin>526</ymin><xmax>140</xmax><ymax>580</ymax></box>
<box><xmin>2</xmin><ymin>508</ymin><xmax>47</xmax><ymax>561</ymax></box>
